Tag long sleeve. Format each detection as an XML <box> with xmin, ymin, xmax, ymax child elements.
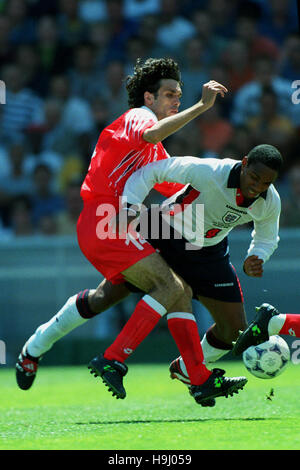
<box><xmin>122</xmin><ymin>156</ymin><xmax>211</xmax><ymax>206</ymax></box>
<box><xmin>247</xmin><ymin>198</ymin><xmax>281</xmax><ymax>262</ymax></box>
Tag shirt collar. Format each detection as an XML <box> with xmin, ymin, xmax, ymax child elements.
<box><xmin>141</xmin><ymin>105</ymin><xmax>158</xmax><ymax>122</ymax></box>
<box><xmin>227</xmin><ymin>162</ymin><xmax>267</xmax><ymax>200</ymax></box>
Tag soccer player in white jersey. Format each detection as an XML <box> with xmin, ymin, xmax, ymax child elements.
<box><xmin>113</xmin><ymin>143</ymin><xmax>283</xmax><ymax>384</ymax></box>
<box><xmin>16</xmin><ymin>57</ymin><xmax>247</xmax><ymax>406</ymax></box>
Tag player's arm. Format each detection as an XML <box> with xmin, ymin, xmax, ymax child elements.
<box><xmin>143</xmin><ymin>81</ymin><xmax>228</xmax><ymax>144</ymax></box>
<box><xmin>122</xmin><ymin>157</ymin><xmax>207</xmax><ymax>208</ymax></box>
<box><xmin>110</xmin><ymin>157</ymin><xmax>204</xmax><ymax>234</ymax></box>
<box><xmin>243</xmin><ymin>199</ymin><xmax>281</xmax><ymax>277</ymax></box>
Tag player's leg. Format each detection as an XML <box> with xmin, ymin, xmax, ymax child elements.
<box><xmin>171</xmin><ymin>297</ymin><xmax>247</xmax><ymax>383</ymax></box>
<box><xmin>92</xmin><ymin>252</ymin><xmax>247</xmax><ymax>404</ymax></box>
<box><xmin>197</xmin><ymin>257</ymin><xmax>247</xmax><ymax>362</ymax></box>
<box><xmin>90</xmin><ymin>252</ymin><xmax>213</xmax><ymax>394</ymax></box>
<box><xmin>16</xmin><ymin>280</ymin><xmax>130</xmax><ymax>390</ymax></box>
<box><xmin>80</xmin><ymin>199</ymin><xmax>210</xmax><ymax>391</ymax></box>
<box><xmin>167</xmin><ymin>293</ymin><xmax>248</xmax><ymax>404</ymax></box>
<box><xmin>198</xmin><ymin>296</ymin><xmax>247</xmax><ymax>362</ymax></box>
<box><xmin>146</xmin><ymin>235</ymin><xmax>248</xmax><ymax>398</ymax></box>
<box><xmin>169</xmin><ymin>256</ymin><xmax>247</xmax><ymax>382</ymax></box>
<box><xmin>232</xmin><ymin>303</ymin><xmax>300</xmax><ymax>355</ymax></box>
<box><xmin>78</xmin><ymin>200</ymin><xmax>212</xmax><ymax>399</ymax></box>
<box><xmin>25</xmin><ymin>279</ymin><xmax>130</xmax><ymax>358</ymax></box>
<box><xmin>165</xmin><ymin>286</ymin><xmax>214</xmax><ymax>391</ymax></box>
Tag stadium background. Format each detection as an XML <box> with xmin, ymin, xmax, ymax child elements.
<box><xmin>0</xmin><ymin>0</ymin><xmax>299</xmax><ymax>366</ymax></box>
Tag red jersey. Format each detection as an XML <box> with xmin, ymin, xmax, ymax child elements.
<box><xmin>80</xmin><ymin>106</ymin><xmax>183</xmax><ymax>205</ymax></box>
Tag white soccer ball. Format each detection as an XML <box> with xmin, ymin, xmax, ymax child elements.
<box><xmin>243</xmin><ymin>335</ymin><xmax>290</xmax><ymax>379</ymax></box>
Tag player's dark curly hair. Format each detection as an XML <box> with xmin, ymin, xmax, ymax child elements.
<box><xmin>126</xmin><ymin>57</ymin><xmax>182</xmax><ymax>108</ymax></box>
<box><xmin>247</xmin><ymin>144</ymin><xmax>283</xmax><ymax>172</ymax></box>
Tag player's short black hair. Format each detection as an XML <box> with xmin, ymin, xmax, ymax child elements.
<box><xmin>126</xmin><ymin>57</ymin><xmax>182</xmax><ymax>108</ymax></box>
<box><xmin>247</xmin><ymin>144</ymin><xmax>283</xmax><ymax>173</ymax></box>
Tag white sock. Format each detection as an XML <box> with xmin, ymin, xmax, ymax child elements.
<box><xmin>25</xmin><ymin>295</ymin><xmax>87</xmax><ymax>358</ymax></box>
<box><xmin>201</xmin><ymin>333</ymin><xmax>229</xmax><ymax>364</ymax></box>
<box><xmin>268</xmin><ymin>314</ymin><xmax>286</xmax><ymax>336</ymax></box>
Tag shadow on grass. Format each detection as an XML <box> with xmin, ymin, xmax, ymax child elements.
<box><xmin>75</xmin><ymin>417</ymin><xmax>281</xmax><ymax>425</ymax></box>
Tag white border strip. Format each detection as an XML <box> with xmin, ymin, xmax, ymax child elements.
<box><xmin>167</xmin><ymin>312</ymin><xmax>196</xmax><ymax>322</ymax></box>
<box><xmin>142</xmin><ymin>294</ymin><xmax>167</xmax><ymax>316</ymax></box>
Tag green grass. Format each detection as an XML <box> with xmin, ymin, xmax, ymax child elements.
<box><xmin>1</xmin><ymin>361</ymin><xmax>300</xmax><ymax>450</ymax></box>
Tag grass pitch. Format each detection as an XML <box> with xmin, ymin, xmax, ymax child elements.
<box><xmin>1</xmin><ymin>361</ymin><xmax>300</xmax><ymax>450</ymax></box>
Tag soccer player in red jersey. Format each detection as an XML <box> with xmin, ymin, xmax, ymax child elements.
<box><xmin>16</xmin><ymin>58</ymin><xmax>248</xmax><ymax>405</ymax></box>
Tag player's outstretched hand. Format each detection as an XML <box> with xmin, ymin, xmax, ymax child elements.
<box><xmin>200</xmin><ymin>80</ymin><xmax>228</xmax><ymax>109</ymax></box>
<box><xmin>243</xmin><ymin>255</ymin><xmax>264</xmax><ymax>277</ymax></box>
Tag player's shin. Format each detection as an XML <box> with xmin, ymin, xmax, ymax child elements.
<box><xmin>174</xmin><ymin>326</ymin><xmax>233</xmax><ymax>383</ymax></box>
<box><xmin>167</xmin><ymin>312</ymin><xmax>211</xmax><ymax>385</ymax></box>
<box><xmin>25</xmin><ymin>292</ymin><xmax>92</xmax><ymax>358</ymax></box>
<box><xmin>103</xmin><ymin>295</ymin><xmax>166</xmax><ymax>363</ymax></box>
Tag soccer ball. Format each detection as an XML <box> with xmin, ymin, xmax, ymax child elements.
<box><xmin>243</xmin><ymin>335</ymin><xmax>290</xmax><ymax>379</ymax></box>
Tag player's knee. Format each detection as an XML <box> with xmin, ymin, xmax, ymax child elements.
<box><xmin>167</xmin><ymin>277</ymin><xmax>193</xmax><ymax>311</ymax></box>
<box><xmin>166</xmin><ymin>275</ymin><xmax>187</xmax><ymax>299</ymax></box>
<box><xmin>149</xmin><ymin>273</ymin><xmax>187</xmax><ymax>310</ymax></box>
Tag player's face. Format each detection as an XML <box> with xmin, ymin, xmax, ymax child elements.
<box><xmin>240</xmin><ymin>157</ymin><xmax>278</xmax><ymax>199</ymax></box>
<box><xmin>148</xmin><ymin>79</ymin><xmax>182</xmax><ymax>120</ymax></box>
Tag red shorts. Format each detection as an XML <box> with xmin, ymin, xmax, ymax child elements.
<box><xmin>77</xmin><ymin>199</ymin><xmax>155</xmax><ymax>284</ymax></box>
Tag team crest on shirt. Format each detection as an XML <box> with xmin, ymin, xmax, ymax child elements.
<box><xmin>222</xmin><ymin>211</ymin><xmax>241</xmax><ymax>225</ymax></box>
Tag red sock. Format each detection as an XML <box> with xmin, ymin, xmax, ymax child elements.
<box><xmin>278</xmin><ymin>314</ymin><xmax>300</xmax><ymax>337</ymax></box>
<box><xmin>104</xmin><ymin>295</ymin><xmax>166</xmax><ymax>362</ymax></box>
<box><xmin>167</xmin><ymin>313</ymin><xmax>212</xmax><ymax>385</ymax></box>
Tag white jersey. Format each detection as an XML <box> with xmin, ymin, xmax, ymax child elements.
<box><xmin>122</xmin><ymin>156</ymin><xmax>281</xmax><ymax>263</ymax></box>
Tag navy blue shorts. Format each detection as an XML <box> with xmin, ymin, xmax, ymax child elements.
<box><xmin>148</xmin><ymin>234</ymin><xmax>243</xmax><ymax>303</ymax></box>
<box><xmin>128</xmin><ymin>211</ymin><xmax>244</xmax><ymax>303</ymax></box>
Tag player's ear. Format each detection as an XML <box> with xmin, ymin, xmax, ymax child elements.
<box><xmin>144</xmin><ymin>91</ymin><xmax>154</xmax><ymax>107</ymax></box>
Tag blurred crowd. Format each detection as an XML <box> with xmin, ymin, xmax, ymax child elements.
<box><xmin>0</xmin><ymin>0</ymin><xmax>300</xmax><ymax>239</ymax></box>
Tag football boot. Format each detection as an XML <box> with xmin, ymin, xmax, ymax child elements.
<box><xmin>189</xmin><ymin>368</ymin><xmax>248</xmax><ymax>405</ymax></box>
<box><xmin>232</xmin><ymin>303</ymin><xmax>280</xmax><ymax>356</ymax></box>
<box><xmin>88</xmin><ymin>354</ymin><xmax>128</xmax><ymax>399</ymax></box>
<box><xmin>16</xmin><ymin>348</ymin><xmax>40</xmax><ymax>390</ymax></box>
<box><xmin>170</xmin><ymin>357</ymin><xmax>216</xmax><ymax>407</ymax></box>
